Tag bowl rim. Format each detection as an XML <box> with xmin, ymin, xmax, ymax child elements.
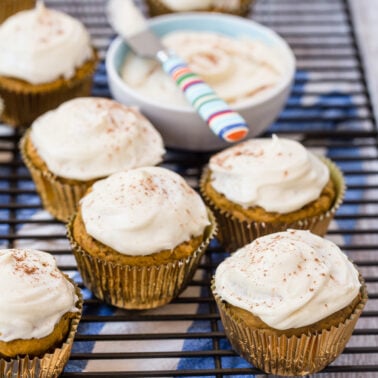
<box><xmin>106</xmin><ymin>12</ymin><xmax>296</xmax><ymax>114</ymax></box>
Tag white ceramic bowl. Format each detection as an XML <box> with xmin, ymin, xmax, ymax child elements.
<box><xmin>106</xmin><ymin>13</ymin><xmax>295</xmax><ymax>151</ymax></box>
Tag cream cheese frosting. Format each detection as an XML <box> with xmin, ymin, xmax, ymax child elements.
<box><xmin>80</xmin><ymin>167</ymin><xmax>210</xmax><ymax>255</ymax></box>
<box><xmin>107</xmin><ymin>0</ymin><xmax>147</xmax><ymax>38</ymax></box>
<box><xmin>30</xmin><ymin>97</ymin><xmax>165</xmax><ymax>181</ymax></box>
<box><xmin>0</xmin><ymin>248</ymin><xmax>78</xmax><ymax>342</ymax></box>
<box><xmin>0</xmin><ymin>2</ymin><xmax>93</xmax><ymax>84</ymax></box>
<box><xmin>209</xmin><ymin>136</ymin><xmax>330</xmax><ymax>213</ymax></box>
<box><xmin>214</xmin><ymin>229</ymin><xmax>361</xmax><ymax>330</ymax></box>
<box><xmin>160</xmin><ymin>0</ymin><xmax>241</xmax><ymax>11</ymax></box>
<box><xmin>121</xmin><ymin>31</ymin><xmax>283</xmax><ymax>107</ymax></box>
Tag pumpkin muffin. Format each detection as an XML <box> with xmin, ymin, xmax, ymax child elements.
<box><xmin>0</xmin><ymin>248</ymin><xmax>82</xmax><ymax>377</ymax></box>
<box><xmin>0</xmin><ymin>0</ymin><xmax>35</xmax><ymax>24</ymax></box>
<box><xmin>200</xmin><ymin>136</ymin><xmax>345</xmax><ymax>251</ymax></box>
<box><xmin>0</xmin><ymin>2</ymin><xmax>98</xmax><ymax>127</ymax></box>
<box><xmin>145</xmin><ymin>0</ymin><xmax>254</xmax><ymax>17</ymax></box>
<box><xmin>212</xmin><ymin>229</ymin><xmax>367</xmax><ymax>376</ymax></box>
<box><xmin>67</xmin><ymin>166</ymin><xmax>216</xmax><ymax>310</ymax></box>
<box><xmin>20</xmin><ymin>97</ymin><xmax>165</xmax><ymax>222</ymax></box>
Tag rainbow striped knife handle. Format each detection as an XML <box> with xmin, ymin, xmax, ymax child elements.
<box><xmin>158</xmin><ymin>52</ymin><xmax>249</xmax><ymax>143</ymax></box>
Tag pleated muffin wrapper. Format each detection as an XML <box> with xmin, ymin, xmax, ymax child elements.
<box><xmin>67</xmin><ymin>209</ymin><xmax>217</xmax><ymax>310</ymax></box>
<box><xmin>0</xmin><ymin>51</ymin><xmax>98</xmax><ymax>127</ymax></box>
<box><xmin>212</xmin><ymin>276</ymin><xmax>368</xmax><ymax>376</ymax></box>
<box><xmin>200</xmin><ymin>156</ymin><xmax>345</xmax><ymax>252</ymax></box>
<box><xmin>0</xmin><ymin>0</ymin><xmax>36</xmax><ymax>23</ymax></box>
<box><xmin>0</xmin><ymin>277</ymin><xmax>83</xmax><ymax>378</ymax></box>
<box><xmin>19</xmin><ymin>130</ymin><xmax>97</xmax><ymax>223</ymax></box>
<box><xmin>145</xmin><ymin>0</ymin><xmax>254</xmax><ymax>17</ymax></box>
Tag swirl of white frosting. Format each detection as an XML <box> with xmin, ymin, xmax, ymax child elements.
<box><xmin>30</xmin><ymin>98</ymin><xmax>165</xmax><ymax>181</ymax></box>
<box><xmin>81</xmin><ymin>167</ymin><xmax>210</xmax><ymax>255</ymax></box>
<box><xmin>0</xmin><ymin>2</ymin><xmax>93</xmax><ymax>84</ymax></box>
<box><xmin>121</xmin><ymin>31</ymin><xmax>283</xmax><ymax>107</ymax></box>
<box><xmin>0</xmin><ymin>249</ymin><xmax>78</xmax><ymax>342</ymax></box>
<box><xmin>160</xmin><ymin>0</ymin><xmax>241</xmax><ymax>11</ymax></box>
<box><xmin>209</xmin><ymin>136</ymin><xmax>330</xmax><ymax>213</ymax></box>
<box><xmin>214</xmin><ymin>229</ymin><xmax>361</xmax><ymax>330</ymax></box>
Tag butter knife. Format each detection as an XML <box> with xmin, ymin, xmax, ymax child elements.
<box><xmin>107</xmin><ymin>0</ymin><xmax>249</xmax><ymax>143</ymax></box>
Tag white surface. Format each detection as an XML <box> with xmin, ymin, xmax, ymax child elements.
<box><xmin>349</xmin><ymin>0</ymin><xmax>378</xmax><ymax>122</ymax></box>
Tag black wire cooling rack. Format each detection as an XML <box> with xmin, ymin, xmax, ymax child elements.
<box><xmin>0</xmin><ymin>0</ymin><xmax>377</xmax><ymax>377</ymax></box>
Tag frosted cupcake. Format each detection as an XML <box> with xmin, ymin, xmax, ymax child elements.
<box><xmin>0</xmin><ymin>2</ymin><xmax>98</xmax><ymax>126</ymax></box>
<box><xmin>200</xmin><ymin>136</ymin><xmax>345</xmax><ymax>251</ymax></box>
<box><xmin>67</xmin><ymin>166</ymin><xmax>216</xmax><ymax>310</ymax></box>
<box><xmin>212</xmin><ymin>229</ymin><xmax>367</xmax><ymax>376</ymax></box>
<box><xmin>145</xmin><ymin>0</ymin><xmax>254</xmax><ymax>17</ymax></box>
<box><xmin>20</xmin><ymin>97</ymin><xmax>165</xmax><ymax>222</ymax></box>
<box><xmin>0</xmin><ymin>0</ymin><xmax>35</xmax><ymax>24</ymax></box>
<box><xmin>0</xmin><ymin>248</ymin><xmax>82</xmax><ymax>377</ymax></box>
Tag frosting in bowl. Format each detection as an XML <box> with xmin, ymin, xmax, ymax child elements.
<box><xmin>159</xmin><ymin>0</ymin><xmax>242</xmax><ymax>11</ymax></box>
<box><xmin>214</xmin><ymin>229</ymin><xmax>361</xmax><ymax>330</ymax></box>
<box><xmin>0</xmin><ymin>2</ymin><xmax>93</xmax><ymax>84</ymax></box>
<box><xmin>121</xmin><ymin>31</ymin><xmax>283</xmax><ymax>107</ymax></box>
<box><xmin>0</xmin><ymin>249</ymin><xmax>78</xmax><ymax>341</ymax></box>
<box><xmin>80</xmin><ymin>167</ymin><xmax>210</xmax><ymax>255</ymax></box>
<box><xmin>209</xmin><ymin>136</ymin><xmax>329</xmax><ymax>213</ymax></box>
<box><xmin>30</xmin><ymin>97</ymin><xmax>165</xmax><ymax>180</ymax></box>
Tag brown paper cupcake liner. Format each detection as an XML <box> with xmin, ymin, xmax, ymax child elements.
<box><xmin>0</xmin><ymin>279</ymin><xmax>82</xmax><ymax>378</ymax></box>
<box><xmin>200</xmin><ymin>157</ymin><xmax>345</xmax><ymax>252</ymax></box>
<box><xmin>0</xmin><ymin>52</ymin><xmax>98</xmax><ymax>127</ymax></box>
<box><xmin>145</xmin><ymin>0</ymin><xmax>254</xmax><ymax>17</ymax></box>
<box><xmin>20</xmin><ymin>131</ymin><xmax>95</xmax><ymax>222</ymax></box>
<box><xmin>0</xmin><ymin>0</ymin><xmax>36</xmax><ymax>23</ymax></box>
<box><xmin>67</xmin><ymin>209</ymin><xmax>217</xmax><ymax>310</ymax></box>
<box><xmin>212</xmin><ymin>278</ymin><xmax>367</xmax><ymax>376</ymax></box>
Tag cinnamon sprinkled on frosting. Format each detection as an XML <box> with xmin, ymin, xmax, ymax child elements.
<box><xmin>30</xmin><ymin>98</ymin><xmax>165</xmax><ymax>180</ymax></box>
<box><xmin>209</xmin><ymin>136</ymin><xmax>329</xmax><ymax>213</ymax></box>
<box><xmin>0</xmin><ymin>2</ymin><xmax>93</xmax><ymax>84</ymax></box>
<box><xmin>214</xmin><ymin>230</ymin><xmax>361</xmax><ymax>330</ymax></box>
<box><xmin>80</xmin><ymin>167</ymin><xmax>210</xmax><ymax>255</ymax></box>
<box><xmin>0</xmin><ymin>249</ymin><xmax>78</xmax><ymax>342</ymax></box>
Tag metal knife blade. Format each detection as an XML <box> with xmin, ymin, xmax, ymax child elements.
<box><xmin>107</xmin><ymin>0</ymin><xmax>249</xmax><ymax>143</ymax></box>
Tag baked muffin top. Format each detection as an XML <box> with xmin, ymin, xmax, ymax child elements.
<box><xmin>214</xmin><ymin>229</ymin><xmax>361</xmax><ymax>330</ymax></box>
<box><xmin>0</xmin><ymin>2</ymin><xmax>92</xmax><ymax>84</ymax></box>
<box><xmin>208</xmin><ymin>136</ymin><xmax>330</xmax><ymax>213</ymax></box>
<box><xmin>30</xmin><ymin>97</ymin><xmax>165</xmax><ymax>180</ymax></box>
<box><xmin>0</xmin><ymin>248</ymin><xmax>78</xmax><ymax>342</ymax></box>
<box><xmin>80</xmin><ymin>166</ymin><xmax>210</xmax><ymax>256</ymax></box>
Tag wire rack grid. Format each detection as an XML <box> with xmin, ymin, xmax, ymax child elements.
<box><xmin>0</xmin><ymin>0</ymin><xmax>377</xmax><ymax>377</ymax></box>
